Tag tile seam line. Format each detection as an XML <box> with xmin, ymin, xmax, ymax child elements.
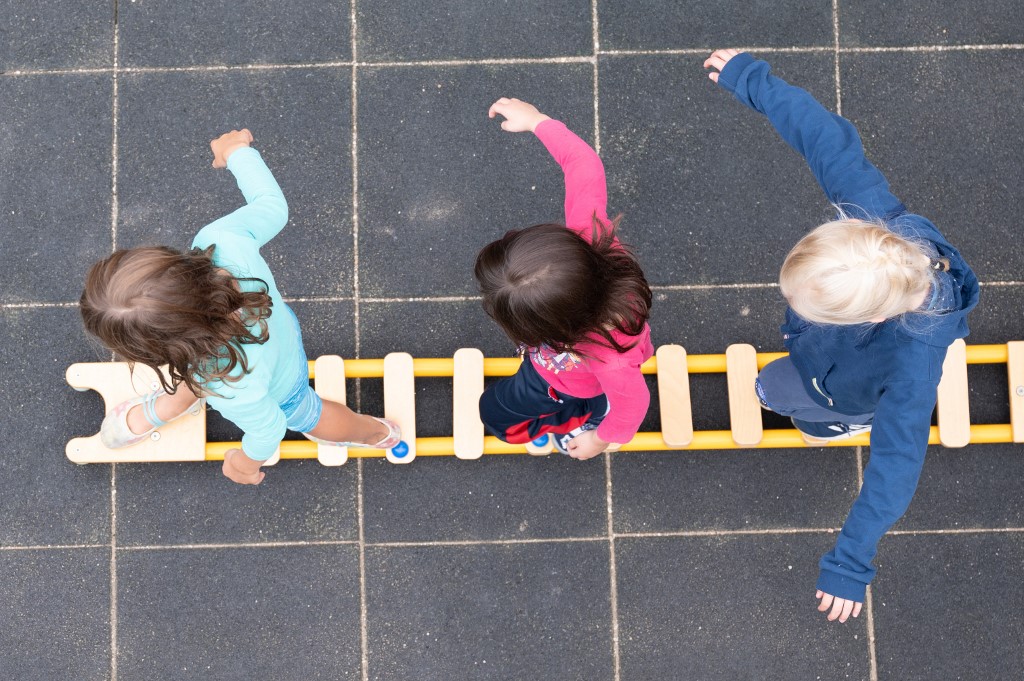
<box><xmin>604</xmin><ymin>454</ymin><xmax>622</xmax><ymax>681</ymax></box>
<box><xmin>349</xmin><ymin>5</ymin><xmax>370</xmax><ymax>679</ymax></box>
<box><xmin>5</xmin><ymin>42</ymin><xmax>1024</xmax><ymax>77</ymax></box>
<box><xmin>9</xmin><ymin>279</ymin><xmax>1024</xmax><ymax>310</ymax></box>
<box><xmin>119</xmin><ymin>539</ymin><xmax>361</xmax><ymax>551</ymax></box>
<box><xmin>109</xmin><ymin>3</ymin><xmax>120</xmax><ymax>677</ymax></box>
<box><xmin>856</xmin><ymin>445</ymin><xmax>877</xmax><ymax>681</ymax></box>
<box><xmin>11</xmin><ymin>525</ymin><xmax>1022</xmax><ymax>554</ymax></box>
<box><xmin>832</xmin><ymin>0</ymin><xmax>842</xmax><ymax>115</ymax></box>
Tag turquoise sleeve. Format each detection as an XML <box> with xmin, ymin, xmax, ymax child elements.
<box><xmin>193</xmin><ymin>147</ymin><xmax>289</xmax><ymax>250</ymax></box>
<box><xmin>205</xmin><ymin>373</ymin><xmax>289</xmax><ymax>461</ymax></box>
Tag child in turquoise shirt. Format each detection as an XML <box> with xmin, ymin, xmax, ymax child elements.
<box><xmin>81</xmin><ymin>130</ymin><xmax>399</xmax><ymax>484</ymax></box>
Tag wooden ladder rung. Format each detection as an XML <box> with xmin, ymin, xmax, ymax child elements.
<box><xmin>656</xmin><ymin>344</ymin><xmax>693</xmax><ymax>447</ymax></box>
<box><xmin>725</xmin><ymin>344</ymin><xmax>763</xmax><ymax>446</ymax></box>
<box><xmin>452</xmin><ymin>348</ymin><xmax>485</xmax><ymax>460</ymax></box>
<box><xmin>1008</xmin><ymin>341</ymin><xmax>1024</xmax><ymax>443</ymax></box>
<box><xmin>383</xmin><ymin>352</ymin><xmax>416</xmax><ymax>463</ymax></box>
<box><xmin>936</xmin><ymin>339</ymin><xmax>970</xmax><ymax>448</ymax></box>
<box><xmin>313</xmin><ymin>355</ymin><xmax>348</xmax><ymax>466</ymax></box>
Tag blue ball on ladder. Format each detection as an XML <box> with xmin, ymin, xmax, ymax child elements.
<box><xmin>391</xmin><ymin>440</ymin><xmax>410</xmax><ymax>458</ymax></box>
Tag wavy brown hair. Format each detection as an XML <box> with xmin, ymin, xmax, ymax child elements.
<box><xmin>80</xmin><ymin>245</ymin><xmax>273</xmax><ymax>395</ymax></box>
<box><xmin>474</xmin><ymin>218</ymin><xmax>651</xmax><ymax>356</ymax></box>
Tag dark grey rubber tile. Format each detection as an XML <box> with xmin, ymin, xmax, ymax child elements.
<box><xmin>362</xmin><ymin>455</ymin><xmax>608</xmax><ymax>543</ymax></box>
<box><xmin>0</xmin><ymin>74</ymin><xmax>112</xmax><ymax>304</ymax></box>
<box><xmin>118</xmin><ymin>0</ymin><xmax>351</xmax><ymax>68</ymax></box>
<box><xmin>872</xmin><ymin>444</ymin><xmax>1024</xmax><ymax>531</ymax></box>
<box><xmin>357</xmin><ymin>0</ymin><xmax>591</xmax><ymax>61</ymax></box>
<box><xmin>117</xmin><ymin>68</ymin><xmax>354</xmax><ymax>298</ymax></box>
<box><xmin>839</xmin><ymin>0</ymin><xmax>1024</xmax><ymax>47</ymax></box>
<box><xmin>617</xmin><ymin>535</ymin><xmax>871</xmax><ymax>680</ymax></box>
<box><xmin>117</xmin><ymin>545</ymin><xmax>361</xmax><ymax>680</ymax></box>
<box><xmin>1</xmin><ymin>307</ymin><xmax>112</xmax><ymax>546</ymax></box>
<box><xmin>0</xmin><ymin>548</ymin><xmax>109</xmax><ymax>681</ymax></box>
<box><xmin>357</xmin><ymin>63</ymin><xmax>594</xmax><ymax>297</ymax></box>
<box><xmin>872</xmin><ymin>533</ymin><xmax>1024</xmax><ymax>681</ymax></box>
<box><xmin>613</xmin><ymin>448</ymin><xmax>858</xmax><ymax>533</ymax></box>
<box><xmin>598</xmin><ymin>0</ymin><xmax>833</xmax><ymax>51</ymax></box>
<box><xmin>840</xmin><ymin>51</ymin><xmax>1024</xmax><ymax>281</ymax></box>
<box><xmin>648</xmin><ymin>287</ymin><xmax>788</xmax><ymax>353</ymax></box>
<box><xmin>365</xmin><ymin>543</ymin><xmax>613</xmax><ymax>681</ymax></box>
<box><xmin>116</xmin><ymin>459</ymin><xmax>358</xmax><ymax>546</ymax></box>
<box><xmin>0</xmin><ymin>1</ymin><xmax>112</xmax><ymax>71</ymax></box>
<box><xmin>600</xmin><ymin>53</ymin><xmax>838</xmax><ymax>286</ymax></box>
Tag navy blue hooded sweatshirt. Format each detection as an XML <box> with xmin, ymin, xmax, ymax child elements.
<box><xmin>718</xmin><ymin>53</ymin><xmax>980</xmax><ymax>602</ymax></box>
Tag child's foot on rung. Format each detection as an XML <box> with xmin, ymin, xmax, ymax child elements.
<box><xmin>304</xmin><ymin>417</ymin><xmax>402</xmax><ymax>450</ymax></box>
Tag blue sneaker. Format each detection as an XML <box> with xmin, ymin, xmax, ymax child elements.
<box><xmin>792</xmin><ymin>417</ymin><xmax>872</xmax><ymax>444</ymax></box>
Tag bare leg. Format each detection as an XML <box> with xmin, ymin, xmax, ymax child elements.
<box><xmin>125</xmin><ymin>388</ymin><xmax>200</xmax><ymax>435</ymax></box>
<box><xmin>308</xmin><ymin>399</ymin><xmax>389</xmax><ymax>445</ymax></box>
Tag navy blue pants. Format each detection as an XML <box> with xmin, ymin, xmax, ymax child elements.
<box><xmin>756</xmin><ymin>357</ymin><xmax>874</xmax><ymax>425</ymax></box>
<box><xmin>479</xmin><ymin>358</ymin><xmax>608</xmax><ymax>444</ymax></box>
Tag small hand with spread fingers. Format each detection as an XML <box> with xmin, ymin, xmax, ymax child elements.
<box><xmin>816</xmin><ymin>590</ymin><xmax>862</xmax><ymax>623</ymax></box>
<box><xmin>703</xmin><ymin>49</ymin><xmax>741</xmax><ymax>83</ymax></box>
<box><xmin>210</xmin><ymin>128</ymin><xmax>254</xmax><ymax>169</ymax></box>
<box><xmin>487</xmin><ymin>97</ymin><xmax>551</xmax><ymax>133</ymax></box>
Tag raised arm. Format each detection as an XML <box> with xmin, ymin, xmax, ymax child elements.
<box><xmin>488</xmin><ymin>98</ymin><xmax>609</xmax><ymax>236</ymax></box>
<box><xmin>196</xmin><ymin>129</ymin><xmax>289</xmax><ymax>248</ymax></box>
<box><xmin>706</xmin><ymin>51</ymin><xmax>904</xmax><ymax>221</ymax></box>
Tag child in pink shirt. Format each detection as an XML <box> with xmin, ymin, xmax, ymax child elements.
<box><xmin>475</xmin><ymin>98</ymin><xmax>653</xmax><ymax>460</ymax></box>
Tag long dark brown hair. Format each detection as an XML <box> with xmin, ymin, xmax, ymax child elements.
<box><xmin>474</xmin><ymin>218</ymin><xmax>651</xmax><ymax>356</ymax></box>
<box><xmin>80</xmin><ymin>245</ymin><xmax>273</xmax><ymax>395</ymax></box>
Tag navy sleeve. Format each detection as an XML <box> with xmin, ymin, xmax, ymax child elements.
<box><xmin>816</xmin><ymin>378</ymin><xmax>936</xmax><ymax>601</ymax></box>
<box><xmin>717</xmin><ymin>53</ymin><xmax>905</xmax><ymax>221</ymax></box>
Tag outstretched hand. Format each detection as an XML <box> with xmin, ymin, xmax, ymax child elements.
<box><xmin>488</xmin><ymin>97</ymin><xmax>550</xmax><ymax>133</ymax></box>
<box><xmin>703</xmin><ymin>49</ymin><xmax>741</xmax><ymax>83</ymax></box>
<box><xmin>816</xmin><ymin>590</ymin><xmax>862</xmax><ymax>623</ymax></box>
<box><xmin>210</xmin><ymin>128</ymin><xmax>254</xmax><ymax>169</ymax></box>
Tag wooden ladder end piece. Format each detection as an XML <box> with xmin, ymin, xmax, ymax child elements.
<box><xmin>725</xmin><ymin>344</ymin><xmax>763</xmax><ymax>446</ymax></box>
<box><xmin>656</xmin><ymin>344</ymin><xmax>694</xmax><ymax>447</ymax></box>
<box><xmin>452</xmin><ymin>348</ymin><xmax>485</xmax><ymax>460</ymax></box>
<box><xmin>66</xmin><ymin>361</ymin><xmax>206</xmax><ymax>463</ymax></box>
<box><xmin>936</xmin><ymin>339</ymin><xmax>971</xmax><ymax>448</ymax></box>
<box><xmin>384</xmin><ymin>352</ymin><xmax>416</xmax><ymax>463</ymax></box>
<box><xmin>313</xmin><ymin>355</ymin><xmax>349</xmax><ymax>466</ymax></box>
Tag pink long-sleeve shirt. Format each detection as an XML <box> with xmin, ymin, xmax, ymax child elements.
<box><xmin>529</xmin><ymin>119</ymin><xmax>653</xmax><ymax>443</ymax></box>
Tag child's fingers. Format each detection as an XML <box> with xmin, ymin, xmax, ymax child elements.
<box><xmin>488</xmin><ymin>97</ymin><xmax>512</xmax><ymax>118</ymax></box>
<box><xmin>817</xmin><ymin>592</ymin><xmax>834</xmax><ymax>612</ymax></box>
<box><xmin>708</xmin><ymin>73</ymin><xmax>719</xmax><ymax>83</ymax></box>
<box><xmin>241</xmin><ymin>128</ymin><xmax>253</xmax><ymax>143</ymax></box>
<box><xmin>852</xmin><ymin>602</ymin><xmax>862</xmax><ymax>618</ymax></box>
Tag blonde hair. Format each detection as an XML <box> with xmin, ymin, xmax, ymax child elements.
<box><xmin>780</xmin><ymin>218</ymin><xmax>943</xmax><ymax>325</ymax></box>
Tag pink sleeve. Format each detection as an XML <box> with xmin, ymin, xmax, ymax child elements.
<box><xmin>591</xmin><ymin>359</ymin><xmax>650</xmax><ymax>444</ymax></box>
<box><xmin>533</xmin><ymin>119</ymin><xmax>609</xmax><ymax>239</ymax></box>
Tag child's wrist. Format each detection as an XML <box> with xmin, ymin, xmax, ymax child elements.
<box><xmin>530</xmin><ymin>114</ymin><xmax>551</xmax><ymax>132</ymax></box>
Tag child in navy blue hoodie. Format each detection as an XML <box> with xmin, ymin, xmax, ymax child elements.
<box><xmin>704</xmin><ymin>50</ymin><xmax>980</xmax><ymax>623</ymax></box>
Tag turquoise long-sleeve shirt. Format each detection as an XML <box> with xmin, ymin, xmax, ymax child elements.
<box><xmin>191</xmin><ymin>147</ymin><xmax>301</xmax><ymax>461</ymax></box>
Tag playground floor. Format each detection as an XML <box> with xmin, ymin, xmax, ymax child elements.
<box><xmin>2</xmin><ymin>2</ymin><xmax>1023</xmax><ymax>680</ymax></box>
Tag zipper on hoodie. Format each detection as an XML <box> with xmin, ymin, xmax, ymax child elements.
<box><xmin>811</xmin><ymin>377</ymin><xmax>834</xmax><ymax>407</ymax></box>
